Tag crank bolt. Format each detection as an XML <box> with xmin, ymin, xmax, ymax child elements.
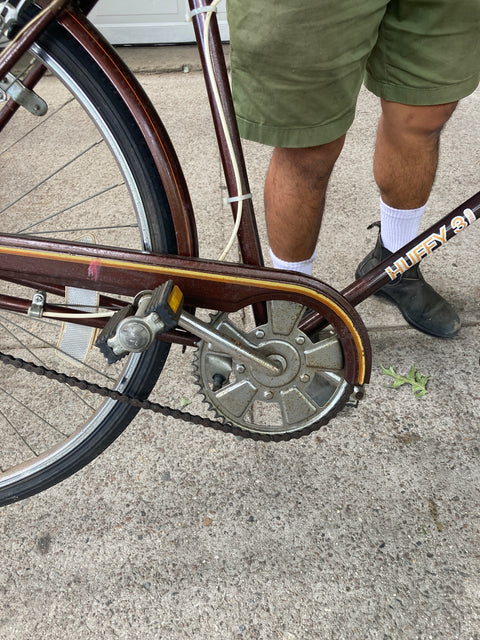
<box><xmin>352</xmin><ymin>385</ymin><xmax>365</xmax><ymax>401</ymax></box>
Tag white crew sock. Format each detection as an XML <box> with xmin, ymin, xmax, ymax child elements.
<box><xmin>380</xmin><ymin>197</ymin><xmax>426</xmax><ymax>253</ymax></box>
<box><xmin>269</xmin><ymin>248</ymin><xmax>316</xmax><ymax>276</ymax></box>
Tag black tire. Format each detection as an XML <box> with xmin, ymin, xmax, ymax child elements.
<box><xmin>0</xmin><ymin>14</ymin><xmax>178</xmax><ymax>505</ymax></box>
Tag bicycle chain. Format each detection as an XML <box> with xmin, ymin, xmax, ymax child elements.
<box><xmin>0</xmin><ymin>350</ymin><xmax>309</xmax><ymax>442</ymax></box>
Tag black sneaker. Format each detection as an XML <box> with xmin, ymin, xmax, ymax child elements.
<box><xmin>355</xmin><ymin>223</ymin><xmax>461</xmax><ymax>338</ymax></box>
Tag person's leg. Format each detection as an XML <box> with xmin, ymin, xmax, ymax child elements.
<box><xmin>227</xmin><ymin>0</ymin><xmax>388</xmax><ymax>275</ymax></box>
<box><xmin>358</xmin><ymin>0</ymin><xmax>480</xmax><ymax>337</ymax></box>
<box><xmin>375</xmin><ymin>100</ymin><xmax>457</xmax><ymax>210</ymax></box>
<box><xmin>265</xmin><ymin>137</ymin><xmax>346</xmax><ymax>266</ymax></box>
<box><xmin>356</xmin><ymin>99</ymin><xmax>461</xmax><ymax>338</ymax></box>
<box><xmin>375</xmin><ymin>100</ymin><xmax>457</xmax><ymax>252</ymax></box>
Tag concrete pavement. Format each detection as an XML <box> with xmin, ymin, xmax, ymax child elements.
<box><xmin>1</xmin><ymin>45</ymin><xmax>479</xmax><ymax>639</ymax></box>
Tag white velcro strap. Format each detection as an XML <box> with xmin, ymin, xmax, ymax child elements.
<box><xmin>223</xmin><ymin>193</ymin><xmax>252</xmax><ymax>205</ymax></box>
<box><xmin>187</xmin><ymin>5</ymin><xmax>218</xmax><ymax>21</ymax></box>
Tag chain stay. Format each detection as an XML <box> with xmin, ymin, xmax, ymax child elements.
<box><xmin>0</xmin><ymin>350</ymin><xmax>319</xmax><ymax>442</ymax></box>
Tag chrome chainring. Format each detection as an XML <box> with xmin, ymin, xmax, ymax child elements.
<box><xmin>193</xmin><ymin>300</ymin><xmax>361</xmax><ymax>437</ymax></box>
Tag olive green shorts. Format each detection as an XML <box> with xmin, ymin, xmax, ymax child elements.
<box><xmin>227</xmin><ymin>0</ymin><xmax>480</xmax><ymax>147</ymax></box>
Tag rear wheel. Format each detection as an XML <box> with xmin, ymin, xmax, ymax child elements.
<box><xmin>0</xmin><ymin>16</ymin><xmax>178</xmax><ymax>505</ymax></box>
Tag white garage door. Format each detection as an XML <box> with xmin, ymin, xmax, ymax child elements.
<box><xmin>88</xmin><ymin>0</ymin><xmax>229</xmax><ymax>45</ymax></box>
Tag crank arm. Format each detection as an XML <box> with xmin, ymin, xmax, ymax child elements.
<box><xmin>178</xmin><ymin>310</ymin><xmax>282</xmax><ymax>376</ymax></box>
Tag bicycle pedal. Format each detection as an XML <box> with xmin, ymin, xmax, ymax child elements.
<box><xmin>95</xmin><ymin>281</ymin><xmax>184</xmax><ymax>363</ymax></box>
<box><xmin>143</xmin><ymin>280</ymin><xmax>184</xmax><ymax>330</ymax></box>
<box><xmin>95</xmin><ymin>303</ymin><xmax>136</xmax><ymax>364</ymax></box>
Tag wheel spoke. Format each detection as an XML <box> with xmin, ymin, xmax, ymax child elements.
<box><xmin>0</xmin><ymin>22</ymin><xmax>176</xmax><ymax>505</ymax></box>
<box><xmin>0</xmin><ymin>313</ymin><xmax>117</xmax><ymax>384</ymax></box>
<box><xmin>0</xmin><ymin>385</ymin><xmax>68</xmax><ymax>443</ymax></box>
<box><xmin>16</xmin><ymin>182</ymin><xmax>124</xmax><ymax>233</ymax></box>
<box><xmin>0</xmin><ymin>405</ymin><xmax>40</xmax><ymax>458</ymax></box>
<box><xmin>0</xmin><ymin>97</ymin><xmax>75</xmax><ymax>157</ymax></box>
<box><xmin>0</xmin><ymin>140</ymin><xmax>103</xmax><ymax>217</ymax></box>
<box><xmin>32</xmin><ymin>223</ymin><xmax>137</xmax><ymax>235</ymax></box>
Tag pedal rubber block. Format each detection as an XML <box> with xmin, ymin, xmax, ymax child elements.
<box><xmin>145</xmin><ymin>280</ymin><xmax>184</xmax><ymax>330</ymax></box>
<box><xmin>95</xmin><ymin>303</ymin><xmax>135</xmax><ymax>364</ymax></box>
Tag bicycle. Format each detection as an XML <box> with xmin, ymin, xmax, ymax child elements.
<box><xmin>0</xmin><ymin>0</ymin><xmax>478</xmax><ymax>507</ymax></box>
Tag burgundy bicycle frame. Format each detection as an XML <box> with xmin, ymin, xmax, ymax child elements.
<box><xmin>0</xmin><ymin>0</ymin><xmax>478</xmax><ymax>342</ymax></box>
